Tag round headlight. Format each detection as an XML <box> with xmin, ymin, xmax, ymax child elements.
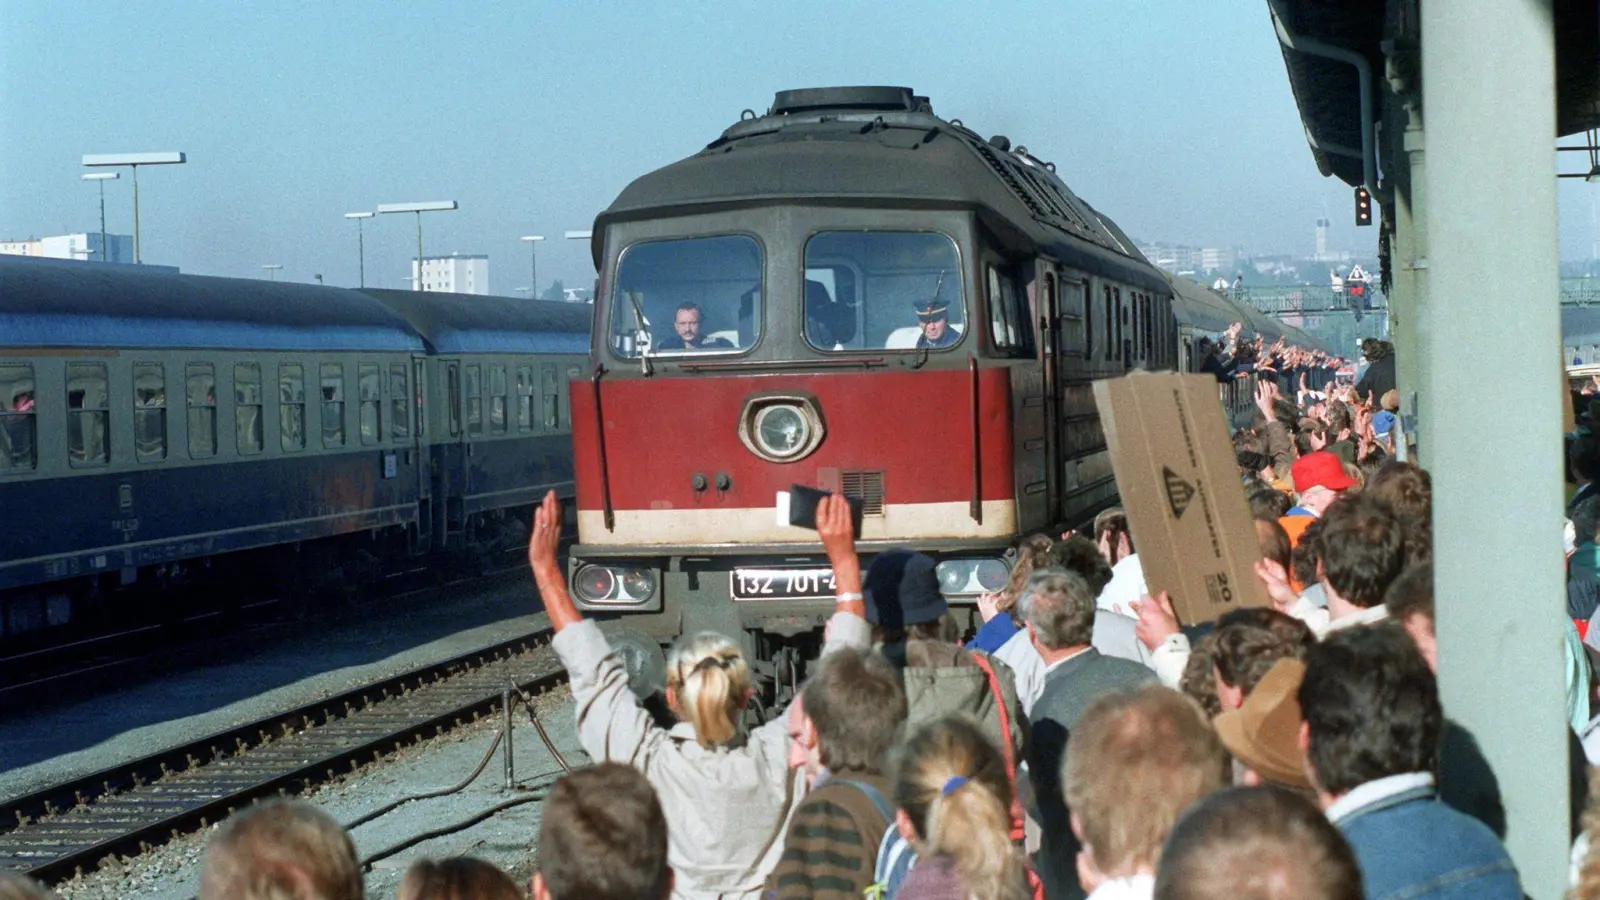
<box><xmin>975</xmin><ymin>560</ymin><xmax>1010</xmax><ymax>592</ymax></box>
<box><xmin>574</xmin><ymin>566</ymin><xmax>616</xmax><ymax>603</ymax></box>
<box><xmin>620</xmin><ymin>568</ymin><xmax>657</xmax><ymax>601</ymax></box>
<box><xmin>754</xmin><ymin>405</ymin><xmax>810</xmax><ymax>459</ymax></box>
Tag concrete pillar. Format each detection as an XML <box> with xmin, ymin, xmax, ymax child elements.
<box><xmin>1397</xmin><ymin>106</ymin><xmax>1429</xmax><ymax>460</ymax></box>
<box><xmin>1420</xmin><ymin>0</ymin><xmax>1566</xmax><ymax>894</ymax></box>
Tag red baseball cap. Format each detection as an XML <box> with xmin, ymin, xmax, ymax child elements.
<box><xmin>1292</xmin><ymin>451</ymin><xmax>1356</xmax><ymax>493</ymax></box>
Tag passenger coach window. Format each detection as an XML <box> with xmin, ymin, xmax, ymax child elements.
<box><xmin>542</xmin><ymin>365</ymin><xmax>559</xmax><ymax>429</ymax></box>
<box><xmin>187</xmin><ymin>363</ymin><xmax>217</xmax><ymax>458</ymax></box>
<box><xmin>516</xmin><ymin>365</ymin><xmax>533</xmax><ymax>432</ymax></box>
<box><xmin>280</xmin><ymin>364</ymin><xmax>306</xmax><ymax>451</ymax></box>
<box><xmin>803</xmin><ymin>232</ymin><xmax>962</xmax><ymax>352</ymax></box>
<box><xmin>358</xmin><ymin>364</ymin><xmax>381</xmax><ymax>446</ymax></box>
<box><xmin>133</xmin><ymin>362</ymin><xmax>166</xmax><ymax>462</ymax></box>
<box><xmin>489</xmin><ymin>365</ymin><xmax>507</xmax><ymax>435</ymax></box>
<box><xmin>68</xmin><ymin>362</ymin><xmax>111</xmax><ymax>466</ymax></box>
<box><xmin>390</xmin><ymin>364</ymin><xmax>409</xmax><ymax>441</ymax></box>
<box><xmin>1</xmin><ymin>363</ymin><xmax>36</xmax><ymax>471</ymax></box>
<box><xmin>464</xmin><ymin>365</ymin><xmax>483</xmax><ymax>436</ymax></box>
<box><xmin>235</xmin><ymin>363</ymin><xmax>263</xmax><ymax>454</ymax></box>
<box><xmin>320</xmin><ymin>364</ymin><xmax>345</xmax><ymax>447</ymax></box>
<box><xmin>610</xmin><ymin>234</ymin><xmax>761</xmax><ymax>357</ymax></box>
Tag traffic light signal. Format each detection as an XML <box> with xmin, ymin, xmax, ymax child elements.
<box><xmin>1355</xmin><ymin>187</ymin><xmax>1372</xmax><ymax>226</ymax></box>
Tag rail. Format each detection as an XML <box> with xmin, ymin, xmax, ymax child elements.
<box><xmin>0</xmin><ymin>627</ymin><xmax>565</xmax><ymax>886</ymax></box>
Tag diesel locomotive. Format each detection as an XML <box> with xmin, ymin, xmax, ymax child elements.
<box><xmin>562</xmin><ymin>85</ymin><xmax>1276</xmax><ymax>677</ymax></box>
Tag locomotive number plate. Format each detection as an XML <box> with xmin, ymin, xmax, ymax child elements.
<box><xmin>730</xmin><ymin>567</ymin><xmax>837</xmax><ymax>601</ymax></box>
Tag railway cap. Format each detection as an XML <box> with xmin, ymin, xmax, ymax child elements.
<box><xmin>914</xmin><ymin>298</ymin><xmax>950</xmax><ymax>321</ymax></box>
<box><xmin>864</xmin><ymin>549</ymin><xmax>948</xmax><ymax>628</ymax></box>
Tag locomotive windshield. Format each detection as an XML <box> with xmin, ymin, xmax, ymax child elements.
<box><xmin>610</xmin><ymin>234</ymin><xmax>762</xmax><ymax>358</ymax></box>
<box><xmin>803</xmin><ymin>231</ymin><xmax>964</xmax><ymax>352</ymax></box>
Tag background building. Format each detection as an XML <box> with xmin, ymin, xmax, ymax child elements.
<box><xmin>0</xmin><ymin>232</ymin><xmax>134</xmax><ymax>264</ymax></box>
<box><xmin>411</xmin><ymin>253</ymin><xmax>489</xmax><ymax>294</ymax></box>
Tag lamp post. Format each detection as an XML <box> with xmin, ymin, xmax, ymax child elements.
<box><xmin>377</xmin><ymin>201</ymin><xmax>458</xmax><ymax>291</ymax></box>
<box><xmin>82</xmin><ymin>152</ymin><xmax>186</xmax><ymax>264</ymax></box>
<box><xmin>262</xmin><ymin>264</ymin><xmax>283</xmax><ymax>281</ymax></box>
<box><xmin>81</xmin><ymin>173</ymin><xmax>119</xmax><ymax>262</ymax></box>
<box><xmin>520</xmin><ymin>235</ymin><xmax>545</xmax><ymax>299</ymax></box>
<box><xmin>344</xmin><ymin>212</ymin><xmax>374</xmax><ymax>287</ymax></box>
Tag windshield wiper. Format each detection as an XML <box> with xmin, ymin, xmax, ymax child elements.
<box><xmin>625</xmin><ymin>290</ymin><xmax>653</xmax><ymax>376</ymax></box>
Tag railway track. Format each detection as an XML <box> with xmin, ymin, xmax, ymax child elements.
<box><xmin>0</xmin><ymin>626</ymin><xmax>565</xmax><ymax>885</ymax></box>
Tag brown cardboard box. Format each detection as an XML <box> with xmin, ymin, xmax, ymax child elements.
<box><xmin>1092</xmin><ymin>372</ymin><xmax>1269</xmax><ymax>623</ymax></box>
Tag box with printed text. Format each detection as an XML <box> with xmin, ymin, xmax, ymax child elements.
<box><xmin>1092</xmin><ymin>372</ymin><xmax>1269</xmax><ymax>623</ymax></box>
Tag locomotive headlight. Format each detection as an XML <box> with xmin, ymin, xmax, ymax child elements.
<box><xmin>573</xmin><ymin>564</ymin><xmax>658</xmax><ymax>605</ymax></box>
<box><xmin>754</xmin><ymin>405</ymin><xmax>810</xmax><ymax>460</ymax></box>
<box><xmin>737</xmin><ymin>392</ymin><xmax>826</xmax><ymax>463</ymax></box>
<box><xmin>936</xmin><ymin>559</ymin><xmax>1011</xmax><ymax>599</ymax></box>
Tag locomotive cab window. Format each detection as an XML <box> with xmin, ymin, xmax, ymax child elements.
<box><xmin>610</xmin><ymin>234</ymin><xmax>762</xmax><ymax>358</ymax></box>
<box><xmin>134</xmin><ymin>362</ymin><xmax>166</xmax><ymax>462</ymax></box>
<box><xmin>68</xmin><ymin>362</ymin><xmax>111</xmax><ymax>466</ymax></box>
<box><xmin>804</xmin><ymin>231</ymin><xmax>962</xmax><ymax>352</ymax></box>
<box><xmin>987</xmin><ymin>265</ymin><xmax>1023</xmax><ymax>351</ymax></box>
<box><xmin>0</xmin><ymin>363</ymin><xmax>37</xmax><ymax>472</ymax></box>
<box><xmin>186</xmin><ymin>363</ymin><xmax>217</xmax><ymax>459</ymax></box>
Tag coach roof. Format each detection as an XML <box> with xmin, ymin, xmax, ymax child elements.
<box><xmin>359</xmin><ymin>288</ymin><xmax>591</xmax><ymax>355</ymax></box>
<box><xmin>0</xmin><ymin>255</ymin><xmax>424</xmax><ymax>352</ymax></box>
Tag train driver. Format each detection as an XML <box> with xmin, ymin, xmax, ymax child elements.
<box><xmin>654</xmin><ymin>302</ymin><xmax>735</xmax><ymax>351</ymax></box>
<box><xmin>914</xmin><ymin>298</ymin><xmax>959</xmax><ymax>349</ymax></box>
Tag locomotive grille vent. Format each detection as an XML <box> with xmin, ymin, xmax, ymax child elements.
<box><xmin>841</xmin><ymin>470</ymin><xmax>886</xmax><ymax>517</ymax></box>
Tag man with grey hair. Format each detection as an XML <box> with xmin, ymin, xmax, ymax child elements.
<box><xmin>1021</xmin><ymin>568</ymin><xmax>1156</xmax><ymax>900</ymax></box>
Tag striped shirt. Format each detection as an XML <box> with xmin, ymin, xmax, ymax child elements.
<box><xmin>764</xmin><ymin>771</ymin><xmax>893</xmax><ymax>900</ymax></box>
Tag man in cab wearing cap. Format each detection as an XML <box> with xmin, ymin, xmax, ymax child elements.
<box><xmin>1280</xmin><ymin>451</ymin><xmax>1357</xmax><ymax>549</ymax></box>
<box><xmin>914</xmin><ymin>298</ymin><xmax>960</xmax><ymax>349</ymax></box>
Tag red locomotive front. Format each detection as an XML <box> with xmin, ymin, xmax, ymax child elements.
<box><xmin>565</xmin><ymin>87</ymin><xmax>1174</xmax><ymax>667</ymax></box>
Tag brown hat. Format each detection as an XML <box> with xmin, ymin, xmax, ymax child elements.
<box><xmin>1214</xmin><ymin>658</ymin><xmax>1311</xmax><ymax>789</ymax></box>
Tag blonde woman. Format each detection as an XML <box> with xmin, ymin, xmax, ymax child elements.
<box><xmin>886</xmin><ymin>715</ymin><xmax>1033</xmax><ymax>900</ymax></box>
<box><xmin>529</xmin><ymin>490</ymin><xmax>870</xmax><ymax>900</ymax></box>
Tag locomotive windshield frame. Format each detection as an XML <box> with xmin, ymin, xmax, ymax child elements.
<box><xmin>597</xmin><ymin>207</ymin><xmax>983</xmax><ymax>372</ymax></box>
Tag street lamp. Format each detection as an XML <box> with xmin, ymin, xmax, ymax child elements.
<box><xmin>262</xmin><ymin>264</ymin><xmax>283</xmax><ymax>281</ymax></box>
<box><xmin>520</xmin><ymin>235</ymin><xmax>545</xmax><ymax>299</ymax></box>
<box><xmin>565</xmin><ymin>230</ymin><xmax>592</xmax><ymax>240</ymax></box>
<box><xmin>344</xmin><ymin>212</ymin><xmax>374</xmax><ymax>287</ymax></box>
<box><xmin>81</xmin><ymin>172</ymin><xmax>119</xmax><ymax>262</ymax></box>
<box><xmin>377</xmin><ymin>201</ymin><xmax>458</xmax><ymax>291</ymax></box>
<box><xmin>82</xmin><ymin>151</ymin><xmax>186</xmax><ymax>264</ymax></box>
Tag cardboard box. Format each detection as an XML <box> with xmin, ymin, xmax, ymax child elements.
<box><xmin>1092</xmin><ymin>372</ymin><xmax>1269</xmax><ymax>623</ymax></box>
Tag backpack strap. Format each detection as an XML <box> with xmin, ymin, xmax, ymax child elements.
<box><xmin>832</xmin><ymin>779</ymin><xmax>896</xmax><ymax>826</ymax></box>
<box><xmin>969</xmin><ymin>652</ymin><xmax>1026</xmax><ymax>844</ymax></box>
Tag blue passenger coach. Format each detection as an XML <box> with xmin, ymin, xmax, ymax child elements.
<box><xmin>0</xmin><ymin>256</ymin><xmax>587</xmax><ymax>643</ymax></box>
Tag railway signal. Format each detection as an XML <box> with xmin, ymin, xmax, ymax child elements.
<box><xmin>1354</xmin><ymin>186</ymin><xmax>1373</xmax><ymax>226</ymax></box>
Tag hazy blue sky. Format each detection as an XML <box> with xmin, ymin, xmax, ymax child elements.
<box><xmin>3</xmin><ymin>2</ymin><xmax>1594</xmax><ymax>291</ymax></box>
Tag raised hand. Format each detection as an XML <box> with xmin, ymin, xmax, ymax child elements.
<box><xmin>528</xmin><ymin>489</ymin><xmax>563</xmax><ymax>574</ymax></box>
<box><xmin>816</xmin><ymin>494</ymin><xmax>864</xmax><ymax>613</ymax></box>
<box><xmin>1132</xmin><ymin>591</ymin><xmax>1181</xmax><ymax>651</ymax></box>
<box><xmin>1253</xmin><ymin>558</ymin><xmax>1299</xmax><ymax>614</ymax></box>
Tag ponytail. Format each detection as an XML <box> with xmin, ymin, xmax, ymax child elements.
<box><xmin>665</xmin><ymin>632</ymin><xmax>750</xmax><ymax>749</ymax></box>
<box><xmin>893</xmin><ymin>717</ymin><xmax>1030</xmax><ymax>900</ymax></box>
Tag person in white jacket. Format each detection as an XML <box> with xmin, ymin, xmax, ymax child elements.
<box><xmin>529</xmin><ymin>491</ymin><xmax>871</xmax><ymax>900</ymax></box>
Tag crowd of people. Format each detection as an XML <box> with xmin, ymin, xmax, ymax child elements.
<box><xmin>10</xmin><ymin>334</ymin><xmax>1600</xmax><ymax>900</ymax></box>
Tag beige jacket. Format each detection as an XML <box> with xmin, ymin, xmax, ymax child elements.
<box><xmin>553</xmin><ymin>613</ymin><xmax>871</xmax><ymax>900</ymax></box>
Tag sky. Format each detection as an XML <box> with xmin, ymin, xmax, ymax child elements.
<box><xmin>2</xmin><ymin>1</ymin><xmax>1595</xmax><ymax>292</ymax></box>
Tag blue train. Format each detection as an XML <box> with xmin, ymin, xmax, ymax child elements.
<box><xmin>0</xmin><ymin>256</ymin><xmax>588</xmax><ymax>645</ymax></box>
